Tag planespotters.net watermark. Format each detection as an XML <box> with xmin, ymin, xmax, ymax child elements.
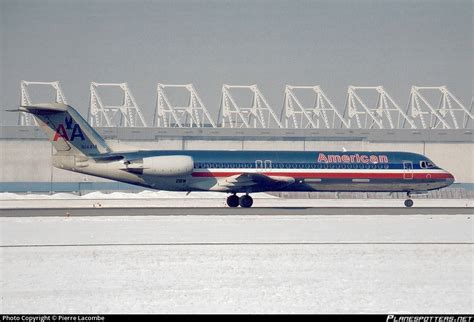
<box><xmin>2</xmin><ymin>315</ymin><xmax>472</xmax><ymax>321</ymax></box>
<box><xmin>1</xmin><ymin>316</ymin><xmax>105</xmax><ymax>322</ymax></box>
<box><xmin>387</xmin><ymin>316</ymin><xmax>473</xmax><ymax>322</ymax></box>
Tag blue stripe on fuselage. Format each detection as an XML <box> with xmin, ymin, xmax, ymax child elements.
<box><xmin>111</xmin><ymin>150</ymin><xmax>439</xmax><ymax>170</ymax></box>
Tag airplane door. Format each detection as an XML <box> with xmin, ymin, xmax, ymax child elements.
<box><xmin>403</xmin><ymin>161</ymin><xmax>413</xmax><ymax>180</ymax></box>
<box><xmin>256</xmin><ymin>160</ymin><xmax>271</xmax><ymax>172</ymax></box>
<box><xmin>264</xmin><ymin>160</ymin><xmax>272</xmax><ymax>171</ymax></box>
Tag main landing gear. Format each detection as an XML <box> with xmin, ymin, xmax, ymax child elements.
<box><xmin>226</xmin><ymin>193</ymin><xmax>253</xmax><ymax>208</ymax></box>
<box><xmin>404</xmin><ymin>193</ymin><xmax>414</xmax><ymax>208</ymax></box>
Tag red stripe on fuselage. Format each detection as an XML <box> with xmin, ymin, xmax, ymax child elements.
<box><xmin>191</xmin><ymin>171</ymin><xmax>452</xmax><ymax>180</ymax></box>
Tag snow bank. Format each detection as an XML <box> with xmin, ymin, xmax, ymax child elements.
<box><xmin>0</xmin><ymin>190</ymin><xmax>277</xmax><ymax>200</ymax></box>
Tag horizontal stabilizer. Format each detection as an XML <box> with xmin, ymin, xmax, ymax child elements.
<box><xmin>19</xmin><ymin>103</ymin><xmax>69</xmax><ymax>113</ymax></box>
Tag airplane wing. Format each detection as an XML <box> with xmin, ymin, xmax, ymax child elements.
<box><xmin>221</xmin><ymin>172</ymin><xmax>295</xmax><ymax>190</ymax></box>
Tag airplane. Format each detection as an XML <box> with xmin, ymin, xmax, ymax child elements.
<box><xmin>16</xmin><ymin>103</ymin><xmax>454</xmax><ymax>208</ymax></box>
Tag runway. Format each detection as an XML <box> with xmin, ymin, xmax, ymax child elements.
<box><xmin>1</xmin><ymin>208</ymin><xmax>472</xmax><ymax>313</ymax></box>
<box><xmin>1</xmin><ymin>206</ymin><xmax>472</xmax><ymax>217</ymax></box>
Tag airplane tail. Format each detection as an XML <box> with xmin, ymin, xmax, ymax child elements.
<box><xmin>19</xmin><ymin>103</ymin><xmax>111</xmax><ymax>157</ymax></box>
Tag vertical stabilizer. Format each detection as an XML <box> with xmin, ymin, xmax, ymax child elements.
<box><xmin>20</xmin><ymin>103</ymin><xmax>111</xmax><ymax>156</ymax></box>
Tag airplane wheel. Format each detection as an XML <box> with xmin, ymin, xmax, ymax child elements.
<box><xmin>227</xmin><ymin>195</ymin><xmax>239</xmax><ymax>207</ymax></box>
<box><xmin>239</xmin><ymin>195</ymin><xmax>253</xmax><ymax>208</ymax></box>
<box><xmin>404</xmin><ymin>199</ymin><xmax>414</xmax><ymax>208</ymax></box>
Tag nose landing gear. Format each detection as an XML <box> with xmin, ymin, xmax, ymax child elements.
<box><xmin>404</xmin><ymin>192</ymin><xmax>414</xmax><ymax>208</ymax></box>
<box><xmin>226</xmin><ymin>193</ymin><xmax>254</xmax><ymax>208</ymax></box>
<box><xmin>404</xmin><ymin>199</ymin><xmax>414</xmax><ymax>207</ymax></box>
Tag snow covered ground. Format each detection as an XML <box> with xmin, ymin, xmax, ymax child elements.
<box><xmin>0</xmin><ymin>214</ymin><xmax>472</xmax><ymax>313</ymax></box>
<box><xmin>0</xmin><ymin>191</ymin><xmax>472</xmax><ymax>208</ymax></box>
<box><xmin>1</xmin><ymin>190</ymin><xmax>262</xmax><ymax>199</ymax></box>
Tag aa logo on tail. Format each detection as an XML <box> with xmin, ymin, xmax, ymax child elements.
<box><xmin>53</xmin><ymin>116</ymin><xmax>85</xmax><ymax>141</ymax></box>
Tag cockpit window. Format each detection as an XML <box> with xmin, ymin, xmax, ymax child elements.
<box><xmin>420</xmin><ymin>161</ymin><xmax>435</xmax><ymax>168</ymax></box>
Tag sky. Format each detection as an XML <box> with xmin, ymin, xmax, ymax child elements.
<box><xmin>0</xmin><ymin>0</ymin><xmax>472</xmax><ymax>125</ymax></box>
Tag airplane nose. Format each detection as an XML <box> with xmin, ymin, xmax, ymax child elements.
<box><xmin>444</xmin><ymin>171</ymin><xmax>455</xmax><ymax>185</ymax></box>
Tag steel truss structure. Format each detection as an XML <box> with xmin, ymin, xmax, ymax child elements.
<box><xmin>218</xmin><ymin>84</ymin><xmax>283</xmax><ymax>128</ymax></box>
<box><xmin>405</xmin><ymin>86</ymin><xmax>473</xmax><ymax>129</ymax></box>
<box><xmin>153</xmin><ymin>84</ymin><xmax>216</xmax><ymax>128</ymax></box>
<box><xmin>281</xmin><ymin>85</ymin><xmax>349</xmax><ymax>129</ymax></box>
<box><xmin>19</xmin><ymin>81</ymin><xmax>68</xmax><ymax>126</ymax></box>
<box><xmin>17</xmin><ymin>81</ymin><xmax>472</xmax><ymax>130</ymax></box>
<box><xmin>471</xmin><ymin>98</ymin><xmax>474</xmax><ymax>128</ymax></box>
<box><xmin>218</xmin><ymin>85</ymin><xmax>282</xmax><ymax>128</ymax></box>
<box><xmin>89</xmin><ymin>82</ymin><xmax>147</xmax><ymax>127</ymax></box>
<box><xmin>342</xmin><ymin>86</ymin><xmax>416</xmax><ymax>129</ymax></box>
